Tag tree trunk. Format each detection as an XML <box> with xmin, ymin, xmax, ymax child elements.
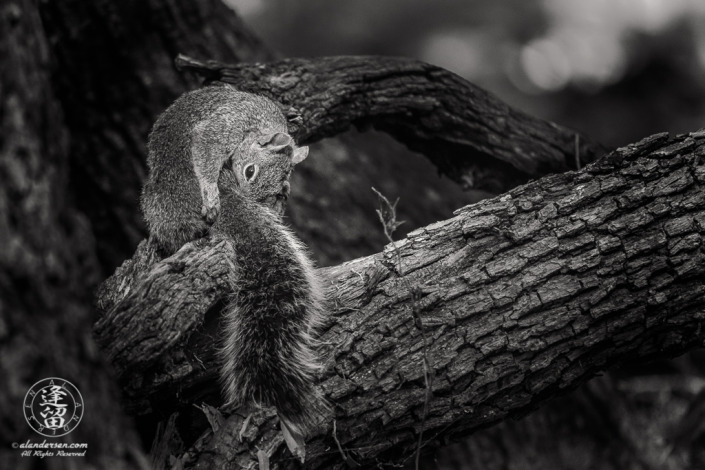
<box><xmin>0</xmin><ymin>1</ymin><xmax>271</xmax><ymax>468</ymax></box>
<box><xmin>95</xmin><ymin>129</ymin><xmax>705</xmax><ymax>469</ymax></box>
<box><xmin>0</xmin><ymin>1</ymin><xmax>143</xmax><ymax>468</ymax></box>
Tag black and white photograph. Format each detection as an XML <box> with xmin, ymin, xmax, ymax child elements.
<box><xmin>1</xmin><ymin>1</ymin><xmax>705</xmax><ymax>469</ymax></box>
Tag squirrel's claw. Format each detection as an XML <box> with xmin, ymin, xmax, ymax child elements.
<box><xmin>201</xmin><ymin>202</ymin><xmax>219</xmax><ymax>225</ymax></box>
<box><xmin>201</xmin><ymin>184</ymin><xmax>221</xmax><ymax>225</ymax></box>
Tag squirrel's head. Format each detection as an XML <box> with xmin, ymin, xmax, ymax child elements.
<box><xmin>231</xmin><ymin>132</ymin><xmax>309</xmax><ymax>214</ymax></box>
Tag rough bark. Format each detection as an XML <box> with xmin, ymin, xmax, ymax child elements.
<box><xmin>0</xmin><ymin>1</ymin><xmax>271</xmax><ymax>468</ymax></box>
<box><xmin>95</xmin><ymin>130</ymin><xmax>705</xmax><ymax>468</ymax></box>
<box><xmin>0</xmin><ymin>1</ymin><xmax>143</xmax><ymax>468</ymax></box>
<box><xmin>176</xmin><ymin>54</ymin><xmax>610</xmax><ymax>193</ymax></box>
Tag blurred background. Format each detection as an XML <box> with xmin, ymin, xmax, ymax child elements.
<box><xmin>232</xmin><ymin>0</ymin><xmax>705</xmax><ymax>148</ymax></box>
<box><xmin>221</xmin><ymin>1</ymin><xmax>705</xmax><ymax>469</ymax></box>
<box><xmin>224</xmin><ymin>0</ymin><xmax>705</xmax><ymax>268</ymax></box>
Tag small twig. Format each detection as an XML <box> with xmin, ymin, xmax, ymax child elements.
<box><xmin>332</xmin><ymin>420</ymin><xmax>348</xmax><ymax>462</ymax></box>
<box><xmin>371</xmin><ymin>187</ymin><xmax>405</xmax><ymax>274</ymax></box>
<box><xmin>575</xmin><ymin>133</ymin><xmax>581</xmax><ymax>170</ymax></box>
<box><xmin>371</xmin><ymin>188</ymin><xmax>431</xmax><ymax>470</ymax></box>
<box><xmin>411</xmin><ymin>289</ymin><xmax>432</xmax><ymax>470</ymax></box>
<box><xmin>256</xmin><ymin>446</ymin><xmax>269</xmax><ymax>470</ymax></box>
<box><xmin>238</xmin><ymin>413</ymin><xmax>252</xmax><ymax>442</ymax></box>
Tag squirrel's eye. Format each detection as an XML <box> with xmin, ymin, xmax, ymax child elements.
<box><xmin>243</xmin><ymin>163</ymin><xmax>258</xmax><ymax>182</ymax></box>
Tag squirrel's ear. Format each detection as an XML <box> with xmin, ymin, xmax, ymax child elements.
<box><xmin>292</xmin><ymin>146</ymin><xmax>309</xmax><ymax>165</ymax></box>
<box><xmin>258</xmin><ymin>132</ymin><xmax>292</xmax><ymax>151</ymax></box>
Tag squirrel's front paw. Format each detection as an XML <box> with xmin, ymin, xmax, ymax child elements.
<box><xmin>201</xmin><ymin>185</ymin><xmax>221</xmax><ymax>225</ymax></box>
<box><xmin>201</xmin><ymin>202</ymin><xmax>220</xmax><ymax>225</ymax></box>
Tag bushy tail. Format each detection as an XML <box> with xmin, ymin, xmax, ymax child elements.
<box><xmin>218</xmin><ymin>213</ymin><xmax>327</xmax><ymax>436</ymax></box>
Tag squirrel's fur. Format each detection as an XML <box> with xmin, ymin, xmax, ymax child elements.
<box><xmin>142</xmin><ymin>87</ymin><xmax>325</xmax><ymax>436</ymax></box>
<box><xmin>215</xmin><ymin>181</ymin><xmax>326</xmax><ymax>436</ymax></box>
<box><xmin>142</xmin><ymin>85</ymin><xmax>291</xmax><ymax>255</ymax></box>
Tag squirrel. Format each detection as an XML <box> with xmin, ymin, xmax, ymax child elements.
<box><xmin>141</xmin><ymin>85</ymin><xmax>300</xmax><ymax>255</ymax></box>
<box><xmin>141</xmin><ymin>87</ymin><xmax>326</xmax><ymax>439</ymax></box>
<box><xmin>214</xmin><ymin>139</ymin><xmax>327</xmax><ymax>440</ymax></box>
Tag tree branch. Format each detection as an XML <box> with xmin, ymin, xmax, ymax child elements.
<box><xmin>95</xmin><ymin>130</ymin><xmax>705</xmax><ymax>468</ymax></box>
<box><xmin>176</xmin><ymin>54</ymin><xmax>610</xmax><ymax>193</ymax></box>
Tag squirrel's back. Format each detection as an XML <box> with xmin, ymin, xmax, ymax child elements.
<box><xmin>141</xmin><ymin>86</ymin><xmax>288</xmax><ymax>255</ymax></box>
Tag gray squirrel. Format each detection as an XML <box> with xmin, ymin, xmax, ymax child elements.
<box><xmin>142</xmin><ymin>85</ymin><xmax>307</xmax><ymax>254</ymax></box>
<box><xmin>141</xmin><ymin>86</ymin><xmax>326</xmax><ymax>439</ymax></box>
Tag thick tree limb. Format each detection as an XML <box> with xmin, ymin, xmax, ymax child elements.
<box><xmin>95</xmin><ymin>130</ymin><xmax>705</xmax><ymax>468</ymax></box>
<box><xmin>176</xmin><ymin>54</ymin><xmax>609</xmax><ymax>193</ymax></box>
